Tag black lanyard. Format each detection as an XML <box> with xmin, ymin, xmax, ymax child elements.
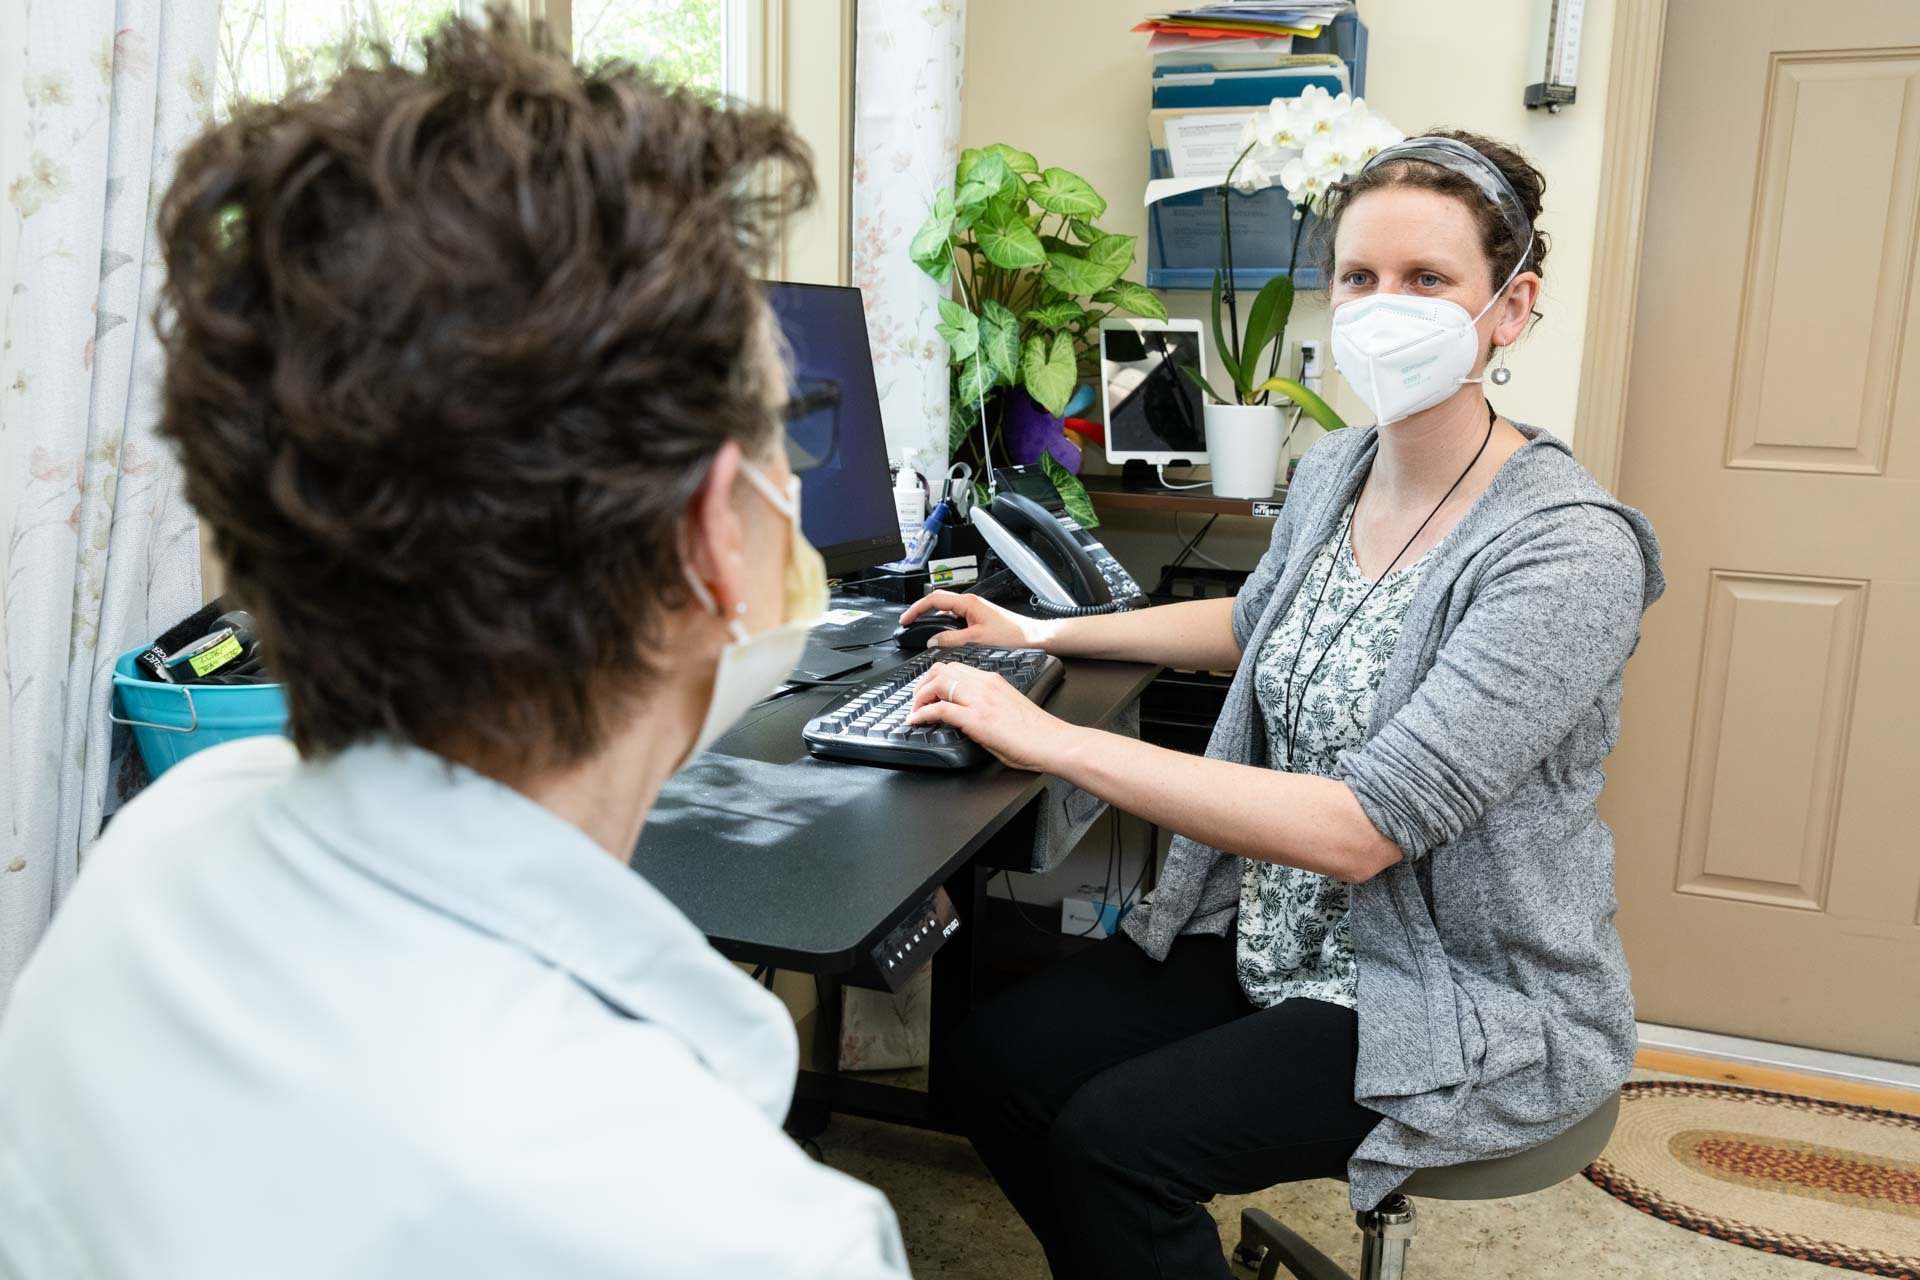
<box><xmin>1279</xmin><ymin>403</ymin><xmax>1496</xmax><ymax>767</ymax></box>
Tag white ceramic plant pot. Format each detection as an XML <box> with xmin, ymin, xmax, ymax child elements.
<box><xmin>1204</xmin><ymin>403</ymin><xmax>1287</xmax><ymax>499</ymax></box>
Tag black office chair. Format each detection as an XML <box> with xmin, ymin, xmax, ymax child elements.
<box><xmin>1231</xmin><ymin>1094</ymin><xmax>1620</xmax><ymax>1280</ymax></box>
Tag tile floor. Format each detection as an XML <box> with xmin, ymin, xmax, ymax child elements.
<box><xmin>815</xmin><ymin>1071</ymin><xmax>1829</xmax><ymax>1279</ymax></box>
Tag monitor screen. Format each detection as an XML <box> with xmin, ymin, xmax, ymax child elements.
<box><xmin>764</xmin><ymin>282</ymin><xmax>904</xmax><ymax>577</ymax></box>
<box><xmin>1100</xmin><ymin>321</ymin><xmax>1209</xmax><ymax>463</ymax></box>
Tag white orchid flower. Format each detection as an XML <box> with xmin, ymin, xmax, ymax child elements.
<box><xmin>1296</xmin><ymin>85</ymin><xmax>1349</xmax><ymax>136</ymax></box>
<box><xmin>1227</xmin><ymin>92</ymin><xmax>1405</xmax><ymax>206</ymax></box>
<box><xmin>1278</xmin><ymin>154</ymin><xmax>1332</xmax><ymax>209</ymax></box>
<box><xmin>1303</xmin><ymin>131</ymin><xmax>1357</xmax><ymax>177</ymax></box>
<box><xmin>1262</xmin><ymin>97</ymin><xmax>1307</xmax><ymax>150</ymax></box>
<box><xmin>1350</xmin><ymin>112</ymin><xmax>1405</xmax><ymax>165</ymax></box>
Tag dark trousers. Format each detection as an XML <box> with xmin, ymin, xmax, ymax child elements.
<box><xmin>941</xmin><ymin>932</ymin><xmax>1379</xmax><ymax>1280</ymax></box>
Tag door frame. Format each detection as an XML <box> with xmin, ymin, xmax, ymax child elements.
<box><xmin>1572</xmin><ymin>0</ymin><xmax>1672</xmax><ymax>490</ymax></box>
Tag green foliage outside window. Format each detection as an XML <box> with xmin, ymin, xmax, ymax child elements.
<box><xmin>216</xmin><ymin>0</ymin><xmax>460</xmax><ymax>115</ymax></box>
<box><xmin>574</xmin><ymin>0</ymin><xmax>722</xmax><ymax>94</ymax></box>
<box><xmin>215</xmin><ymin>0</ymin><xmax>724</xmax><ymax>119</ymax></box>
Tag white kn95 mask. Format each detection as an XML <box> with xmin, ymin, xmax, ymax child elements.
<box><xmin>1330</xmin><ymin>255</ymin><xmax>1527</xmax><ymax>427</ymax></box>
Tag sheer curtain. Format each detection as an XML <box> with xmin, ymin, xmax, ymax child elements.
<box><xmin>850</xmin><ymin>0</ymin><xmax>967</xmax><ymax>494</ymax></box>
<box><xmin>836</xmin><ymin>1</ymin><xmax>967</xmax><ymax>1071</ymax></box>
<box><xmin>1</xmin><ymin>0</ymin><xmax>215</xmax><ymax>1002</ymax></box>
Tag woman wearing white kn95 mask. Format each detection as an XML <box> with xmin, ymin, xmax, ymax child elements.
<box><xmin>899</xmin><ymin>129</ymin><xmax>1665</xmax><ymax>1279</ymax></box>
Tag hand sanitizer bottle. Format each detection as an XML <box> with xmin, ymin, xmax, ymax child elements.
<box><xmin>893</xmin><ymin>467</ymin><xmax>924</xmax><ymax>547</ymax></box>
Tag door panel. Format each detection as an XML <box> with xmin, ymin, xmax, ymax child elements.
<box><xmin>1609</xmin><ymin>0</ymin><xmax>1920</xmax><ymax>1062</ymax></box>
<box><xmin>1676</xmin><ymin>571</ymin><xmax>1865</xmax><ymax>910</ymax></box>
<box><xmin>1728</xmin><ymin>52</ymin><xmax>1919</xmax><ymax>473</ymax></box>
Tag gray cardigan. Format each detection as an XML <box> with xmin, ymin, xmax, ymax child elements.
<box><xmin>1121</xmin><ymin>422</ymin><xmax>1665</xmax><ymax>1210</ymax></box>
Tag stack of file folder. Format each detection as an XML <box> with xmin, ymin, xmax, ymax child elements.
<box><xmin>1136</xmin><ymin>4</ymin><xmax>1355</xmax><ymax>41</ymax></box>
<box><xmin>1138</xmin><ymin>5</ymin><xmax>1368</xmax><ymax>291</ymax></box>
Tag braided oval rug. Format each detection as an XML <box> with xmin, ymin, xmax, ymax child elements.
<box><xmin>1583</xmin><ymin>1080</ymin><xmax>1920</xmax><ymax>1277</ymax></box>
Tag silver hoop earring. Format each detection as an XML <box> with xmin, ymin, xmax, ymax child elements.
<box><xmin>1489</xmin><ymin>349</ymin><xmax>1513</xmax><ymax>386</ymax></box>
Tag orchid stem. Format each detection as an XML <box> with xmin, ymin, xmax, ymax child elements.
<box><xmin>1216</xmin><ymin>143</ymin><xmax>1257</xmax><ymax>382</ymax></box>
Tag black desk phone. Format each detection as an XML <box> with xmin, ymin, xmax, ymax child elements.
<box><xmin>972</xmin><ymin>466</ymin><xmax>1149</xmax><ymax>616</ymax></box>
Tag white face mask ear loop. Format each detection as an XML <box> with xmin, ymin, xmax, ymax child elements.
<box><xmin>681</xmin><ymin>490</ymin><xmax>756</xmax><ymax>644</ymax></box>
<box><xmin>1472</xmin><ymin>251</ymin><xmax>1532</xmax><ymax>326</ymax></box>
<box><xmin>683</xmin><ymin>571</ymin><xmax>748</xmax><ymax>638</ymax></box>
<box><xmin>738</xmin><ymin>459</ymin><xmax>798</xmax><ymax>518</ymax></box>
<box><xmin>1461</xmin><ymin>249</ymin><xmax>1532</xmax><ymax>389</ymax></box>
<box><xmin>694</xmin><ymin>457</ymin><xmax>800</xmax><ymax>645</ymax></box>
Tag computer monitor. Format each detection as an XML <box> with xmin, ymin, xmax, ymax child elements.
<box><xmin>1099</xmin><ymin>318</ymin><xmax>1209</xmax><ymax>465</ymax></box>
<box><xmin>764</xmin><ymin>282</ymin><xmax>905</xmax><ymax>578</ymax></box>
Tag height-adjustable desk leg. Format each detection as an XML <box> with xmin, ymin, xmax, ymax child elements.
<box><xmin>926</xmin><ymin>859</ymin><xmax>988</xmax><ymax>1131</ymax></box>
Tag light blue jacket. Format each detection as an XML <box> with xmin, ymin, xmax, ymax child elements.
<box><xmin>0</xmin><ymin>737</ymin><xmax>909</xmax><ymax>1278</ymax></box>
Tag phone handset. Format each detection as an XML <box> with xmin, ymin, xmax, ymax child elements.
<box><xmin>970</xmin><ymin>491</ymin><xmax>1121</xmax><ymax>616</ymax></box>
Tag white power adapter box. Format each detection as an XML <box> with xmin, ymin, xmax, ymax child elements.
<box><xmin>1059</xmin><ymin>884</ymin><xmax>1123</xmax><ymax>938</ymax></box>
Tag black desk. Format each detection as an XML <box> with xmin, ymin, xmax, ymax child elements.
<box><xmin>632</xmin><ymin>596</ymin><xmax>1157</xmax><ymax>1129</ymax></box>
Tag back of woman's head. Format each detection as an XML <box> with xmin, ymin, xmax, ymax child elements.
<box><xmin>156</xmin><ymin>13</ymin><xmax>814</xmax><ymax>774</ymax></box>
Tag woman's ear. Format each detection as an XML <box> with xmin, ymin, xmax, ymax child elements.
<box><xmin>1492</xmin><ymin>271</ymin><xmax>1542</xmax><ymax>349</ymax></box>
<box><xmin>683</xmin><ymin>440</ymin><xmax>747</xmax><ymax>618</ymax></box>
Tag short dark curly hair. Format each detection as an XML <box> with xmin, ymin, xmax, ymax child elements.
<box><xmin>155</xmin><ymin>13</ymin><xmax>814</xmax><ymax>774</ymax></box>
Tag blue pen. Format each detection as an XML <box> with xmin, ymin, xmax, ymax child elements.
<box><xmin>900</xmin><ymin>500</ymin><xmax>950</xmax><ymax>568</ymax></box>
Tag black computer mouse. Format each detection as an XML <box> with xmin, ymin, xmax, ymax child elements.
<box><xmin>894</xmin><ymin>610</ymin><xmax>968</xmax><ymax>650</ymax></box>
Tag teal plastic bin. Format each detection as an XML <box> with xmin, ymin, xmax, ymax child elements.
<box><xmin>109</xmin><ymin>647</ymin><xmax>288</xmax><ymax>778</ymax></box>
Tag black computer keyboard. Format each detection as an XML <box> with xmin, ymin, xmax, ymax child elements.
<box><xmin>802</xmin><ymin>645</ymin><xmax>1065</xmax><ymax>769</ymax></box>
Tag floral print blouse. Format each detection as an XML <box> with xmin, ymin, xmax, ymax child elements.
<box><xmin>1239</xmin><ymin>499</ymin><xmax>1431</xmax><ymax>1010</ymax></box>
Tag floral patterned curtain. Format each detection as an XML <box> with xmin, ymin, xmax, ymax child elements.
<box><xmin>834</xmin><ymin>0</ymin><xmax>966</xmax><ymax>1072</ymax></box>
<box><xmin>1</xmin><ymin>0</ymin><xmax>215</xmax><ymax>1001</ymax></box>
<box><xmin>850</xmin><ymin>0</ymin><xmax>966</xmax><ymax>496</ymax></box>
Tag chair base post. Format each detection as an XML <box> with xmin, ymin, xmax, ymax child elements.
<box><xmin>1355</xmin><ymin>1194</ymin><xmax>1416</xmax><ymax>1280</ymax></box>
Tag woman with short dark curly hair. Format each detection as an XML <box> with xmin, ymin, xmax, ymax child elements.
<box><xmin>0</xmin><ymin>16</ymin><xmax>909</xmax><ymax>1278</ymax></box>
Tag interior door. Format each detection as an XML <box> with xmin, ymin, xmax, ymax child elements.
<box><xmin>1608</xmin><ymin>0</ymin><xmax>1920</xmax><ymax>1063</ymax></box>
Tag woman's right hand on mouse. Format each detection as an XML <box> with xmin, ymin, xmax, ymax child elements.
<box><xmin>901</xmin><ymin>591</ymin><xmax>1055</xmax><ymax>652</ymax></box>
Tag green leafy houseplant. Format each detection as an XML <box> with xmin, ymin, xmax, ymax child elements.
<box><xmin>912</xmin><ymin>143</ymin><xmax>1170</xmax><ymax>527</ymax></box>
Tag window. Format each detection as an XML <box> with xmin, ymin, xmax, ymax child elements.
<box><xmin>215</xmin><ymin>0</ymin><xmax>740</xmax><ymax>116</ymax></box>
<box><xmin>211</xmin><ymin>0</ymin><xmax>835</xmax><ymax>278</ymax></box>
<box><xmin>216</xmin><ymin>0</ymin><xmax>473</xmax><ymax>115</ymax></box>
<box><xmin>570</xmin><ymin>0</ymin><xmax>726</xmax><ymax>95</ymax></box>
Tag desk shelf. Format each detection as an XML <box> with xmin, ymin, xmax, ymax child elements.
<box><xmin>1081</xmin><ymin>473</ymin><xmax>1285</xmax><ymax>519</ymax></box>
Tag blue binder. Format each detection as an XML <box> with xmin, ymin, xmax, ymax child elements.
<box><xmin>1150</xmin><ymin>68</ymin><xmax>1347</xmax><ymax>110</ymax></box>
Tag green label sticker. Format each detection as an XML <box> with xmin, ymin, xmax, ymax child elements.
<box><xmin>187</xmin><ymin>633</ymin><xmax>243</xmax><ymax>677</ymax></box>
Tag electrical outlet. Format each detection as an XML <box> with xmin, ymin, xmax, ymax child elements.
<box><xmin>1297</xmin><ymin>338</ymin><xmax>1325</xmax><ymax>383</ymax></box>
